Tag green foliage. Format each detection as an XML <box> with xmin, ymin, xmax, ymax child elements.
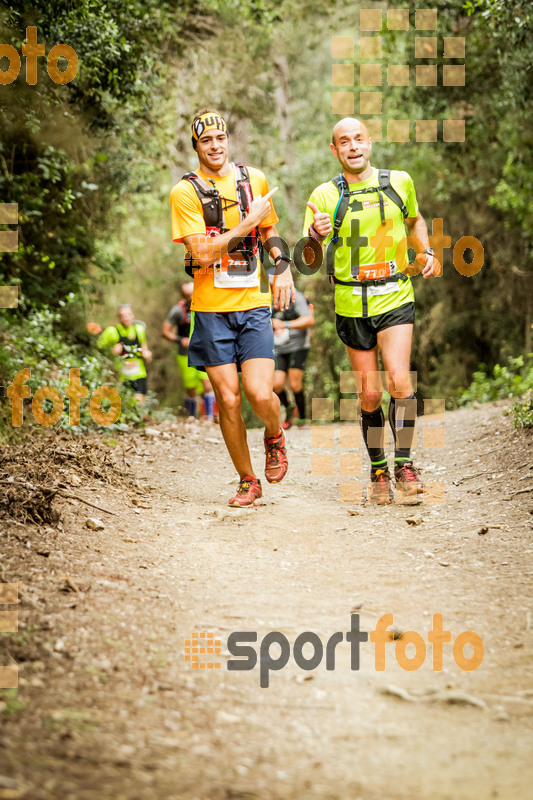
<box><xmin>0</xmin><ymin>298</ymin><xmax>147</xmax><ymax>432</ymax></box>
<box><xmin>459</xmin><ymin>356</ymin><xmax>533</xmax><ymax>405</ymax></box>
<box><xmin>508</xmin><ymin>391</ymin><xmax>533</xmax><ymax>429</ymax></box>
<box><xmin>0</xmin><ymin>688</ymin><xmax>24</xmax><ymax>715</ymax></box>
<box><xmin>0</xmin><ymin>0</ymin><xmax>217</xmax><ymax>314</ymax></box>
<box><xmin>380</xmin><ymin>0</ymin><xmax>533</xmax><ymax>400</ymax></box>
<box><xmin>1</xmin><ymin>0</ymin><xmax>531</xmax><ymax>415</ymax></box>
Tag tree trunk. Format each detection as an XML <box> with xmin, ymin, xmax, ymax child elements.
<box><xmin>273</xmin><ymin>54</ymin><xmax>296</xmax><ymax>217</ymax></box>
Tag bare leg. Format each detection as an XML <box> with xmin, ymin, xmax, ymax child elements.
<box><xmin>241</xmin><ymin>358</ymin><xmax>281</xmax><ymax>439</ymax></box>
<box><xmin>287</xmin><ymin>368</ymin><xmax>304</xmax><ymax>394</ymax></box>
<box><xmin>377</xmin><ymin>324</ymin><xmax>414</xmax><ymax>398</ymax></box>
<box><xmin>273</xmin><ymin>369</ymin><xmax>287</xmax><ymax>394</ymax></box>
<box><xmin>205</xmin><ymin>363</ymin><xmax>255</xmax><ymax>479</ymax></box>
<box><xmin>345</xmin><ymin>344</ymin><xmax>382</xmax><ymax>411</ymax></box>
<box><xmin>378</xmin><ymin>324</ymin><xmax>418</xmax><ymax>472</ymax></box>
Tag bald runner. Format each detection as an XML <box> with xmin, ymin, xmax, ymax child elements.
<box><xmin>304</xmin><ymin>117</ymin><xmax>442</xmax><ymax>504</ymax></box>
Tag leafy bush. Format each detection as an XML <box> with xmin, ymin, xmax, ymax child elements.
<box><xmin>458</xmin><ymin>356</ymin><xmax>533</xmax><ymax>406</ymax></box>
<box><xmin>508</xmin><ymin>391</ymin><xmax>533</xmax><ymax>429</ymax></box>
<box><xmin>0</xmin><ymin>299</ymin><xmax>148</xmax><ymax>434</ymax></box>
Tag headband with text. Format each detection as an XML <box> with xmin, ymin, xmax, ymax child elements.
<box><xmin>191</xmin><ymin>113</ymin><xmax>227</xmax><ymax>148</ymax></box>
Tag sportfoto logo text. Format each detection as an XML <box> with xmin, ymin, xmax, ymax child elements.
<box><xmin>185</xmin><ymin>614</ymin><xmax>484</xmax><ymax>688</ymax></box>
<box><xmin>0</xmin><ymin>26</ymin><xmax>78</xmax><ymax>86</ymax></box>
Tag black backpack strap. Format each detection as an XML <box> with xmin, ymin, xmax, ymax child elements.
<box><xmin>181</xmin><ymin>171</ymin><xmax>225</xmax><ymax>276</ymax></box>
<box><xmin>331</xmin><ymin>173</ymin><xmax>350</xmax><ymax>242</ymax></box>
<box><xmin>115</xmin><ymin>325</ymin><xmax>141</xmax><ymax>348</ymax></box>
<box><xmin>326</xmin><ymin>174</ymin><xmax>350</xmax><ymax>280</ymax></box>
<box><xmin>378</xmin><ymin>169</ymin><xmax>408</xmax><ymax>221</ymax></box>
<box><xmin>182</xmin><ymin>172</ymin><xmax>224</xmax><ymax>229</ymax></box>
<box><xmin>234</xmin><ymin>164</ymin><xmax>253</xmax><ymax>214</ymax></box>
<box><xmin>332</xmin><ymin>273</ymin><xmax>409</xmax><ymax>287</ymax></box>
<box><xmin>178</xmin><ymin>299</ymin><xmax>190</xmax><ymax>325</ymax></box>
<box><xmin>232</xmin><ymin>163</ymin><xmax>262</xmax><ymax>265</ymax></box>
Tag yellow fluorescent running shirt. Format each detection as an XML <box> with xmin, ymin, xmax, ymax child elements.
<box><xmin>170</xmin><ymin>165</ymin><xmax>278</xmax><ymax>313</ymax></box>
<box><xmin>303</xmin><ymin>168</ymin><xmax>418</xmax><ymax>318</ymax></box>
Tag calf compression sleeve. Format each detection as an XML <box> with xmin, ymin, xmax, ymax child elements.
<box><xmin>203</xmin><ymin>391</ymin><xmax>215</xmax><ymax>419</ymax></box>
<box><xmin>184</xmin><ymin>396</ymin><xmax>196</xmax><ymax>418</ymax></box>
<box><xmin>278</xmin><ymin>389</ymin><xmax>289</xmax><ymax>409</ymax></box>
<box><xmin>361</xmin><ymin>406</ymin><xmax>387</xmax><ymax>470</ymax></box>
<box><xmin>294</xmin><ymin>390</ymin><xmax>306</xmax><ymax>420</ymax></box>
<box><xmin>388</xmin><ymin>394</ymin><xmax>417</xmax><ymax>462</ymax></box>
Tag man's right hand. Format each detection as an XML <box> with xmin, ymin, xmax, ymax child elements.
<box><xmin>307</xmin><ymin>201</ymin><xmax>332</xmax><ymax>238</ymax></box>
<box><xmin>247</xmin><ymin>187</ymin><xmax>278</xmax><ymax>226</ymax></box>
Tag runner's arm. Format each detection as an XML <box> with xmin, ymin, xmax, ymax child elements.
<box><xmin>261</xmin><ymin>223</ymin><xmax>295</xmax><ymax>311</ymax></box>
<box><xmin>182</xmin><ymin>188</ymin><xmax>279</xmax><ymax>270</ymax></box>
<box><xmin>162</xmin><ymin>320</ymin><xmax>178</xmax><ymax>343</ymax></box>
<box><xmin>306</xmin><ymin>200</ymin><xmax>333</xmax><ymax>239</ymax></box>
<box><xmin>272</xmin><ymin>314</ymin><xmax>314</xmax><ymax>331</ymax></box>
<box><xmin>137</xmin><ymin>326</ymin><xmax>152</xmax><ymax>363</ymax></box>
<box><xmin>405</xmin><ymin>212</ymin><xmax>429</xmax><ymax>249</ymax></box>
<box><xmin>141</xmin><ymin>343</ymin><xmax>152</xmax><ymax>363</ymax></box>
<box><xmin>301</xmin><ymin>199</ymin><xmax>332</xmax><ymax>265</ymax></box>
<box><xmin>406</xmin><ymin>212</ymin><xmax>442</xmax><ymax>278</ymax></box>
<box><xmin>97</xmin><ymin>326</ymin><xmax>122</xmax><ymax>355</ymax></box>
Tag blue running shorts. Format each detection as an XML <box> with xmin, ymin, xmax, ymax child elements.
<box><xmin>188</xmin><ymin>307</ymin><xmax>275</xmax><ymax>370</ymax></box>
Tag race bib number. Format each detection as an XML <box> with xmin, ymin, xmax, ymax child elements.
<box><xmin>357</xmin><ymin>261</ymin><xmax>392</xmax><ymax>281</ymax></box>
<box><xmin>122</xmin><ymin>359</ymin><xmax>139</xmax><ymax>377</ymax></box>
<box><xmin>214</xmin><ymin>254</ymin><xmax>259</xmax><ymax>289</ymax></box>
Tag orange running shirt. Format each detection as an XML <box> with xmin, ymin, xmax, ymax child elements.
<box><xmin>170</xmin><ymin>165</ymin><xmax>278</xmax><ymax>313</ymax></box>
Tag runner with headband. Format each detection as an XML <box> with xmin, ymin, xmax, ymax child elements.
<box><xmin>170</xmin><ymin>110</ymin><xmax>295</xmax><ymax>507</ymax></box>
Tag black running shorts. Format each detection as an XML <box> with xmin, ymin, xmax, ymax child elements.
<box><xmin>125</xmin><ymin>377</ymin><xmax>147</xmax><ymax>395</ymax></box>
<box><xmin>275</xmin><ymin>348</ymin><xmax>309</xmax><ymax>373</ymax></box>
<box><xmin>336</xmin><ymin>302</ymin><xmax>415</xmax><ymax>351</ymax></box>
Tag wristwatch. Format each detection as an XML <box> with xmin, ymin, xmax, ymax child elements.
<box><xmin>274</xmin><ymin>253</ymin><xmax>292</xmax><ymax>266</ymax></box>
<box><xmin>308</xmin><ymin>225</ymin><xmax>325</xmax><ymax>242</ymax></box>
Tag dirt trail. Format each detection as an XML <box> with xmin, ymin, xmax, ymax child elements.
<box><xmin>1</xmin><ymin>402</ymin><xmax>532</xmax><ymax>800</ymax></box>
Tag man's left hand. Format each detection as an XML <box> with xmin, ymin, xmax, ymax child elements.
<box><xmin>414</xmin><ymin>251</ymin><xmax>443</xmax><ymax>278</ymax></box>
<box><xmin>272</xmin><ymin>268</ymin><xmax>295</xmax><ymax>311</ymax></box>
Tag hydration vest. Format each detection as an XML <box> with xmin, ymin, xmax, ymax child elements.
<box><xmin>273</xmin><ymin>296</ymin><xmax>302</xmax><ymax>323</ymax></box>
<box><xmin>181</xmin><ymin>164</ymin><xmax>261</xmax><ymax>277</ymax></box>
<box><xmin>326</xmin><ymin>169</ymin><xmax>409</xmax><ymax>287</ymax></box>
<box><xmin>176</xmin><ymin>299</ymin><xmax>191</xmax><ymax>340</ymax></box>
<box><xmin>114</xmin><ymin>324</ymin><xmax>142</xmax><ymax>356</ymax></box>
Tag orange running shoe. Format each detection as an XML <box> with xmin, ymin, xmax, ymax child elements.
<box><xmin>369</xmin><ymin>467</ymin><xmax>394</xmax><ymax>505</ymax></box>
<box><xmin>264</xmin><ymin>429</ymin><xmax>288</xmax><ymax>484</ymax></box>
<box><xmin>394</xmin><ymin>461</ymin><xmax>424</xmax><ymax>495</ymax></box>
<box><xmin>228</xmin><ymin>476</ymin><xmax>263</xmax><ymax>507</ymax></box>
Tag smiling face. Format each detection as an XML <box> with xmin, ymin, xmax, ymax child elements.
<box><xmin>195</xmin><ymin>130</ymin><xmax>230</xmax><ymax>176</ymax></box>
<box><xmin>118</xmin><ymin>305</ymin><xmax>134</xmax><ymax>327</ymax></box>
<box><xmin>330</xmin><ymin>118</ymin><xmax>373</xmax><ymax>178</ymax></box>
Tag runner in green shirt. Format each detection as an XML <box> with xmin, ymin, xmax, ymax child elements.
<box><xmin>303</xmin><ymin>117</ymin><xmax>442</xmax><ymax>504</ymax></box>
<box><xmin>98</xmin><ymin>304</ymin><xmax>152</xmax><ymax>404</ymax></box>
